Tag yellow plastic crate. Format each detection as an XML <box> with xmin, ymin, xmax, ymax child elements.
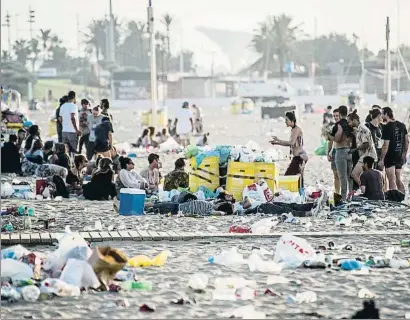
<box><xmin>255</xmin><ymin>162</ymin><xmax>280</xmax><ymax>192</ymax></box>
<box><xmin>189</xmin><ymin>156</ymin><xmax>220</xmax><ymax>192</ymax></box>
<box><xmin>226</xmin><ymin>161</ymin><xmax>256</xmax><ymax>200</ymax></box>
<box><xmin>276</xmin><ymin>175</ymin><xmax>300</xmax><ymax>192</ymax></box>
<box><xmin>6</xmin><ymin>123</ymin><xmax>23</xmax><ymax>129</ymax></box>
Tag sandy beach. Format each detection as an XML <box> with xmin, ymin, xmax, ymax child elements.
<box><xmin>2</xmin><ymin>102</ymin><xmax>410</xmax><ymax>319</ymax></box>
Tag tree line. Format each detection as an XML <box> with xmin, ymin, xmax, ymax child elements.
<box><xmin>249</xmin><ymin>14</ymin><xmax>410</xmax><ymax>79</ymax></box>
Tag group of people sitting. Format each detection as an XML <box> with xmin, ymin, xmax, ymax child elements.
<box><xmin>1</xmin><ymin>89</ymin><xmax>192</xmax><ymax>203</ymax></box>
<box><xmin>323</xmin><ymin>105</ymin><xmax>408</xmax><ymax>203</ymax></box>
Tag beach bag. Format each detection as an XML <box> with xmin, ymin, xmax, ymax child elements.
<box><xmin>314</xmin><ymin>140</ymin><xmax>328</xmax><ymax>156</ymax></box>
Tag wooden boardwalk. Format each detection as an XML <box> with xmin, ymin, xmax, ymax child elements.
<box><xmin>1</xmin><ymin>230</ymin><xmax>410</xmax><ymax>246</ymax></box>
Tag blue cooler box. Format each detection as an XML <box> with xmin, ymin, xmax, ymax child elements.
<box><xmin>119</xmin><ymin>188</ymin><xmax>146</xmax><ymax>216</ymax></box>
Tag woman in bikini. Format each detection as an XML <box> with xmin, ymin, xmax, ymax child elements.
<box><xmin>270</xmin><ymin>111</ymin><xmax>308</xmax><ymax>187</ymax></box>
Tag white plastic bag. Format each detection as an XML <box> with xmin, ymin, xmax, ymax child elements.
<box><xmin>274</xmin><ymin>234</ymin><xmax>316</xmax><ymax>268</ymax></box>
<box><xmin>188</xmin><ymin>273</ymin><xmax>209</xmax><ymax>290</ymax></box>
<box><xmin>209</xmin><ymin>247</ymin><xmax>246</xmax><ymax>267</ymax></box>
<box><xmin>239</xmin><ymin>146</ymin><xmax>256</xmax><ymax>163</ymax></box>
<box><xmin>159</xmin><ymin>137</ymin><xmax>180</xmax><ymax>152</ymax></box>
<box><xmin>247</xmin><ymin>252</ymin><xmax>282</xmax><ymax>273</ymax></box>
<box><xmin>43</xmin><ymin>227</ymin><xmax>90</xmax><ymax>272</ymax></box>
<box><xmin>251</xmin><ymin>218</ymin><xmax>279</xmax><ymax>234</ymax></box>
<box><xmin>60</xmin><ymin>258</ymin><xmax>100</xmax><ymax>289</ymax></box>
<box><xmin>242</xmin><ymin>183</ymin><xmax>266</xmax><ymax>202</ymax></box>
<box><xmin>1</xmin><ymin>259</ymin><xmax>34</xmax><ymax>280</ymax></box>
<box><xmin>1</xmin><ymin>245</ymin><xmax>30</xmax><ymax>260</ymax></box>
<box><xmin>1</xmin><ymin>182</ymin><xmax>14</xmax><ymax>198</ymax></box>
<box><xmin>214</xmin><ymin>277</ymin><xmax>256</xmax><ymax>290</ymax></box>
<box><xmin>257</xmin><ymin>179</ymin><xmax>274</xmax><ymax>202</ymax></box>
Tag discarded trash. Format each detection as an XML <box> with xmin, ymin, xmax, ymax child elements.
<box><xmin>128</xmin><ymin>250</ymin><xmax>169</xmax><ymax>267</ymax></box>
<box><xmin>188</xmin><ymin>273</ymin><xmax>209</xmax><ymax>291</ymax></box>
<box><xmin>358</xmin><ymin>288</ymin><xmax>375</xmax><ymax>299</ymax></box>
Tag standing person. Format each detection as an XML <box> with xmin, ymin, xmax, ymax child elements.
<box><xmin>365</xmin><ymin>105</ymin><xmax>382</xmax><ymax>123</ymax></box>
<box><xmin>174</xmin><ymin>101</ymin><xmax>193</xmax><ymax>147</ymax></box>
<box><xmin>331</xmin><ymin>105</ymin><xmax>353</xmax><ymax>201</ymax></box>
<box><xmin>379</xmin><ymin>107</ymin><xmax>409</xmax><ymax>193</ymax></box>
<box><xmin>59</xmin><ymin>91</ymin><xmax>81</xmax><ymax>155</ymax></box>
<box><xmin>94</xmin><ymin>116</ymin><xmax>114</xmax><ymax>158</ymax></box>
<box><xmin>327</xmin><ymin>108</ymin><xmax>341</xmax><ymax>196</ymax></box>
<box><xmin>140</xmin><ymin>153</ymin><xmax>162</xmax><ymax>192</ymax></box>
<box><xmin>347</xmin><ymin>110</ymin><xmax>377</xmax><ymax>186</ymax></box>
<box><xmin>86</xmin><ymin>106</ymin><xmax>104</xmax><ymax>160</ymax></box>
<box><xmin>365</xmin><ymin>108</ymin><xmax>384</xmax><ymax>167</ymax></box>
<box><xmin>78</xmin><ymin>99</ymin><xmax>91</xmax><ymax>155</ymax></box>
<box><xmin>100</xmin><ymin>99</ymin><xmax>113</xmax><ymax>122</ymax></box>
<box><xmin>323</xmin><ymin>106</ymin><xmax>333</xmax><ymax>125</ymax></box>
<box><xmin>56</xmin><ymin>96</ymin><xmax>68</xmax><ymax>143</ymax></box>
<box><xmin>191</xmin><ymin>104</ymin><xmax>203</xmax><ymax>134</ymax></box>
<box><xmin>270</xmin><ymin>111</ymin><xmax>308</xmax><ymax>188</ymax></box>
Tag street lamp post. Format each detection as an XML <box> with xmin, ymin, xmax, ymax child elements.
<box><xmin>147</xmin><ymin>0</ymin><xmax>158</xmax><ymax>128</ymax></box>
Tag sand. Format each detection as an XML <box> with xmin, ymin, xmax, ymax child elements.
<box><xmin>1</xmin><ymin>102</ymin><xmax>410</xmax><ymax>318</ymax></box>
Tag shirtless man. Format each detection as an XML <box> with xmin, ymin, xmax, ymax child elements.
<box><xmin>331</xmin><ymin>105</ymin><xmax>353</xmax><ymax>200</ymax></box>
<box><xmin>270</xmin><ymin>111</ymin><xmax>307</xmax><ymax>188</ymax></box>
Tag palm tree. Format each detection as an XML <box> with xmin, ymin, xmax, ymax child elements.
<box><xmin>1</xmin><ymin>50</ymin><xmax>11</xmax><ymax>61</ymax></box>
<box><xmin>13</xmin><ymin>39</ymin><xmax>30</xmax><ymax>66</ymax></box>
<box><xmin>85</xmin><ymin>19</ymin><xmax>106</xmax><ymax>62</ymax></box>
<box><xmin>161</xmin><ymin>13</ymin><xmax>173</xmax><ymax>56</ymax></box>
<box><xmin>251</xmin><ymin>14</ymin><xmax>302</xmax><ymax>79</ymax></box>
<box><xmin>39</xmin><ymin>28</ymin><xmax>52</xmax><ymax>59</ymax></box>
<box><xmin>28</xmin><ymin>39</ymin><xmax>41</xmax><ymax>72</ymax></box>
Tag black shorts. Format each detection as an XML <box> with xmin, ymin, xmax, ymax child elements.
<box><xmin>94</xmin><ymin>140</ymin><xmax>110</xmax><ymax>153</ymax></box>
<box><xmin>384</xmin><ymin>154</ymin><xmax>404</xmax><ymax>169</ymax></box>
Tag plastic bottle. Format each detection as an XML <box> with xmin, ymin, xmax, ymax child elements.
<box><xmin>399</xmin><ymin>240</ymin><xmax>410</xmax><ymax>247</ymax></box>
<box><xmin>229</xmin><ymin>225</ymin><xmax>252</xmax><ymax>233</ymax></box>
<box><xmin>23</xmin><ymin>207</ymin><xmax>31</xmax><ymax>230</ymax></box>
<box><xmin>340</xmin><ymin>259</ymin><xmax>362</xmax><ymax>271</ymax></box>
<box><xmin>121</xmin><ymin>281</ymin><xmax>152</xmax><ymax>291</ymax></box>
<box><xmin>389</xmin><ymin>258</ymin><xmax>409</xmax><ymax>269</ymax></box>
<box><xmin>21</xmin><ymin>285</ymin><xmax>40</xmax><ymax>302</ymax></box>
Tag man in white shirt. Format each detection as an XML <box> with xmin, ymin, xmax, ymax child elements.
<box><xmin>59</xmin><ymin>90</ymin><xmax>81</xmax><ymax>154</ymax></box>
<box><xmin>174</xmin><ymin>101</ymin><xmax>193</xmax><ymax>147</ymax></box>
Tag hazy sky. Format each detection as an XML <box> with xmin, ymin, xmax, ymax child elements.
<box><xmin>1</xmin><ymin>0</ymin><xmax>408</xmax><ymax>55</ymax></box>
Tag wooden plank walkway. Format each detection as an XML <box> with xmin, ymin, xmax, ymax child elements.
<box><xmin>1</xmin><ymin>230</ymin><xmax>409</xmax><ymax>246</ymax></box>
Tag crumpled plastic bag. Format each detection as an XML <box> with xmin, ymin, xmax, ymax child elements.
<box><xmin>1</xmin><ymin>182</ymin><xmax>14</xmax><ymax>198</ymax></box>
<box><xmin>274</xmin><ymin>234</ymin><xmax>316</xmax><ymax>268</ymax></box>
<box><xmin>159</xmin><ymin>137</ymin><xmax>180</xmax><ymax>152</ymax></box>
<box><xmin>314</xmin><ymin>140</ymin><xmax>328</xmax><ymax>156</ymax></box>
<box><xmin>184</xmin><ymin>145</ymin><xmax>200</xmax><ymax>159</ymax></box>
<box><xmin>60</xmin><ymin>258</ymin><xmax>100</xmax><ymax>289</ymax></box>
<box><xmin>40</xmin><ymin>278</ymin><xmax>81</xmax><ymax>297</ymax></box>
<box><xmin>43</xmin><ymin>226</ymin><xmax>91</xmax><ymax>273</ymax></box>
<box><xmin>1</xmin><ymin>245</ymin><xmax>31</xmax><ymax>260</ymax></box>
<box><xmin>1</xmin><ymin>259</ymin><xmax>34</xmax><ymax>280</ymax></box>
<box><xmin>127</xmin><ymin>250</ymin><xmax>169</xmax><ymax>268</ymax></box>
<box><xmin>88</xmin><ymin>246</ymin><xmax>128</xmax><ymax>291</ymax></box>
